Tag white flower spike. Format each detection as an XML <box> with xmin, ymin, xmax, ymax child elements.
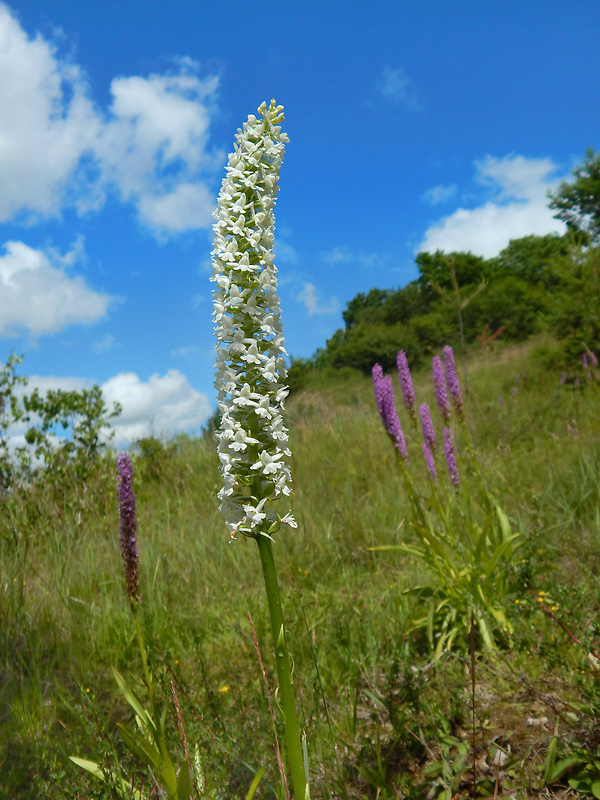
<box><xmin>211</xmin><ymin>100</ymin><xmax>294</xmax><ymax>539</ymax></box>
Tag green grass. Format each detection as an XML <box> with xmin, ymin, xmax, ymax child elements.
<box><xmin>2</xmin><ymin>337</ymin><xmax>600</xmax><ymax>798</ymax></box>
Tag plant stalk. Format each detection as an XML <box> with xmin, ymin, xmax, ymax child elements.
<box><xmin>256</xmin><ymin>533</ymin><xmax>309</xmax><ymax>800</ymax></box>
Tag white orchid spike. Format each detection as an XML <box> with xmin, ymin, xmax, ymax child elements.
<box><xmin>211</xmin><ymin>100</ymin><xmax>295</xmax><ymax>539</ymax></box>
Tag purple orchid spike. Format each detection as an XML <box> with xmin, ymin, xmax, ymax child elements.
<box><xmin>442</xmin><ymin>345</ymin><xmax>464</xmax><ymax>421</ymax></box>
<box><xmin>422</xmin><ymin>442</ymin><xmax>438</xmax><ymax>482</ymax></box>
<box><xmin>117</xmin><ymin>453</ymin><xmax>140</xmax><ymax>608</ymax></box>
<box><xmin>372</xmin><ymin>364</ymin><xmax>409</xmax><ymax>461</ymax></box>
<box><xmin>443</xmin><ymin>427</ymin><xmax>461</xmax><ymax>490</ymax></box>
<box><xmin>396</xmin><ymin>350</ymin><xmax>416</xmax><ymax>421</ymax></box>
<box><xmin>432</xmin><ymin>356</ymin><xmax>451</xmax><ymax>425</ymax></box>
<box><xmin>419</xmin><ymin>402</ymin><xmax>436</xmax><ymax>453</ymax></box>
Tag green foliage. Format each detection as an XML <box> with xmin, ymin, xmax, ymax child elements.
<box><xmin>489</xmin><ymin>232</ymin><xmax>573</xmax><ymax>286</ymax></box>
<box><xmin>342</xmin><ymin>288</ymin><xmax>390</xmax><ymax>328</ymax></box>
<box><xmin>0</xmin><ymin>353</ymin><xmax>121</xmax><ymax>487</ymax></box>
<box><xmin>4</xmin><ymin>344</ymin><xmax>600</xmax><ymax>798</ymax></box>
<box><xmin>465</xmin><ymin>274</ymin><xmax>548</xmax><ymax>341</ymax></box>
<box><xmin>371</xmin><ymin>351</ymin><xmax>520</xmax><ymax>653</ymax></box>
<box><xmin>549</xmin><ymin>245</ymin><xmax>600</xmax><ymax>362</ymax></box>
<box><xmin>416</xmin><ymin>249</ymin><xmax>489</xmax><ymax>295</ymax></box>
<box><xmin>548</xmin><ymin>147</ymin><xmax>600</xmax><ymax>244</ymax></box>
<box><xmin>323</xmin><ymin>321</ymin><xmax>423</xmax><ymax>374</ymax></box>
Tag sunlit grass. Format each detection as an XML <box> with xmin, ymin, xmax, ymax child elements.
<box><xmin>2</xmin><ymin>337</ymin><xmax>600</xmax><ymax>797</ymax></box>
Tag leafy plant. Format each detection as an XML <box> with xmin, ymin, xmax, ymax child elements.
<box><xmin>371</xmin><ymin>346</ymin><xmax>521</xmax><ymax>652</ymax></box>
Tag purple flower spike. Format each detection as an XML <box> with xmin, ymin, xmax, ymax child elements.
<box><xmin>442</xmin><ymin>345</ymin><xmax>464</xmax><ymax>421</ymax></box>
<box><xmin>423</xmin><ymin>442</ymin><xmax>438</xmax><ymax>482</ymax></box>
<box><xmin>443</xmin><ymin>427</ymin><xmax>461</xmax><ymax>490</ymax></box>
<box><xmin>590</xmin><ymin>351</ymin><xmax>598</xmax><ymax>368</ymax></box>
<box><xmin>582</xmin><ymin>353</ymin><xmax>588</xmax><ymax>368</ymax></box>
<box><xmin>117</xmin><ymin>453</ymin><xmax>140</xmax><ymax>608</ymax></box>
<box><xmin>432</xmin><ymin>356</ymin><xmax>451</xmax><ymax>425</ymax></box>
<box><xmin>560</xmin><ymin>372</ymin><xmax>567</xmax><ymax>385</ymax></box>
<box><xmin>419</xmin><ymin>402</ymin><xmax>436</xmax><ymax>453</ymax></box>
<box><xmin>396</xmin><ymin>350</ymin><xmax>416</xmax><ymax>421</ymax></box>
<box><xmin>372</xmin><ymin>364</ymin><xmax>409</xmax><ymax>461</ymax></box>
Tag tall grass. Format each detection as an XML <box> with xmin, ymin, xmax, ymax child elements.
<box><xmin>2</xmin><ymin>337</ymin><xmax>600</xmax><ymax>797</ymax></box>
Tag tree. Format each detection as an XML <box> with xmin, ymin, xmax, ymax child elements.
<box><xmin>342</xmin><ymin>288</ymin><xmax>389</xmax><ymax>328</ymax></box>
<box><xmin>0</xmin><ymin>354</ymin><xmax>121</xmax><ymax>487</ymax></box>
<box><xmin>490</xmin><ymin>233</ymin><xmax>572</xmax><ymax>287</ymax></box>
<box><xmin>548</xmin><ymin>148</ymin><xmax>600</xmax><ymax>244</ymax></box>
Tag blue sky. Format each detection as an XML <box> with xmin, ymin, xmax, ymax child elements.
<box><xmin>1</xmin><ymin>0</ymin><xmax>599</xmax><ymax>444</ymax></box>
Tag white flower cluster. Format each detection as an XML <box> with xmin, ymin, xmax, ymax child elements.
<box><xmin>211</xmin><ymin>100</ymin><xmax>296</xmax><ymax>539</ymax></box>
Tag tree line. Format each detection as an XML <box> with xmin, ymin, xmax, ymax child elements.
<box><xmin>288</xmin><ymin>148</ymin><xmax>600</xmax><ymax>389</ymax></box>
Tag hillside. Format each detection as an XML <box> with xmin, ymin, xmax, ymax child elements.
<box><xmin>2</xmin><ymin>339</ymin><xmax>600</xmax><ymax>798</ymax></box>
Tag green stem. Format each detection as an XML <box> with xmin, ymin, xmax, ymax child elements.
<box><xmin>255</xmin><ymin>533</ymin><xmax>309</xmax><ymax>800</ymax></box>
<box><xmin>134</xmin><ymin>606</ymin><xmax>152</xmax><ymax>695</ymax></box>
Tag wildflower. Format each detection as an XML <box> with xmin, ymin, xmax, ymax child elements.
<box><xmin>396</xmin><ymin>350</ymin><xmax>416</xmax><ymax>421</ymax></box>
<box><xmin>117</xmin><ymin>453</ymin><xmax>140</xmax><ymax>608</ymax></box>
<box><xmin>442</xmin><ymin>345</ymin><xmax>464</xmax><ymax>421</ymax></box>
<box><xmin>422</xmin><ymin>442</ymin><xmax>438</xmax><ymax>482</ymax></box>
<box><xmin>211</xmin><ymin>101</ymin><xmax>293</xmax><ymax>539</ymax></box>
<box><xmin>419</xmin><ymin>402</ymin><xmax>436</xmax><ymax>452</ymax></box>
<box><xmin>590</xmin><ymin>351</ymin><xmax>598</xmax><ymax>368</ymax></box>
<box><xmin>582</xmin><ymin>353</ymin><xmax>588</xmax><ymax>368</ymax></box>
<box><xmin>443</xmin><ymin>427</ymin><xmax>460</xmax><ymax>490</ymax></box>
<box><xmin>372</xmin><ymin>364</ymin><xmax>409</xmax><ymax>460</ymax></box>
<box><xmin>432</xmin><ymin>355</ymin><xmax>450</xmax><ymax>425</ymax></box>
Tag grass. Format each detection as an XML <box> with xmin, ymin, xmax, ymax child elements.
<box><xmin>1</xmin><ymin>336</ymin><xmax>600</xmax><ymax>798</ymax></box>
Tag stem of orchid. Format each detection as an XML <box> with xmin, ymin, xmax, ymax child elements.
<box><xmin>256</xmin><ymin>533</ymin><xmax>309</xmax><ymax>800</ymax></box>
<box><xmin>134</xmin><ymin>606</ymin><xmax>152</xmax><ymax>696</ymax></box>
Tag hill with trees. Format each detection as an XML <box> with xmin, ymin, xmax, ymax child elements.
<box><xmin>289</xmin><ymin>149</ymin><xmax>600</xmax><ymax>390</ymax></box>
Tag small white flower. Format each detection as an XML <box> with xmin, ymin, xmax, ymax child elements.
<box><xmin>251</xmin><ymin>450</ymin><xmax>283</xmax><ymax>475</ymax></box>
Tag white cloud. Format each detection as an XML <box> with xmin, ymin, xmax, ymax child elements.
<box><xmin>321</xmin><ymin>246</ymin><xmax>387</xmax><ymax>271</ymax></box>
<box><xmin>0</xmin><ymin>5</ymin><xmax>220</xmax><ymax>235</ymax></box>
<box><xmin>0</xmin><ymin>4</ymin><xmax>99</xmax><ymax>222</ymax></box>
<box><xmin>297</xmin><ymin>283</ymin><xmax>339</xmax><ymax>316</ymax></box>
<box><xmin>100</xmin><ymin>370</ymin><xmax>212</xmax><ymax>444</ymax></box>
<box><xmin>4</xmin><ymin>370</ymin><xmax>211</xmax><ymax>447</ymax></box>
<box><xmin>377</xmin><ymin>66</ymin><xmax>421</xmax><ymax>111</ymax></box>
<box><xmin>96</xmin><ymin>69</ymin><xmax>221</xmax><ymax>234</ymax></box>
<box><xmin>321</xmin><ymin>246</ymin><xmax>353</xmax><ymax>263</ymax></box>
<box><xmin>93</xmin><ymin>333</ymin><xmax>118</xmax><ymax>353</ymax></box>
<box><xmin>170</xmin><ymin>345</ymin><xmax>200</xmax><ymax>358</ymax></box>
<box><xmin>418</xmin><ymin>155</ymin><xmax>567</xmax><ymax>258</ymax></box>
<box><xmin>421</xmin><ymin>184</ymin><xmax>457</xmax><ymax>205</ymax></box>
<box><xmin>274</xmin><ymin>240</ymin><xmax>298</xmax><ymax>264</ymax></box>
<box><xmin>0</xmin><ymin>240</ymin><xmax>113</xmax><ymax>336</ymax></box>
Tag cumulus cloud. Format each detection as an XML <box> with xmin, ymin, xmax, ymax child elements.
<box><xmin>297</xmin><ymin>283</ymin><xmax>339</xmax><ymax>316</ymax></box>
<box><xmin>100</xmin><ymin>370</ymin><xmax>212</xmax><ymax>444</ymax></box>
<box><xmin>418</xmin><ymin>155</ymin><xmax>567</xmax><ymax>258</ymax></box>
<box><xmin>5</xmin><ymin>370</ymin><xmax>211</xmax><ymax>448</ymax></box>
<box><xmin>0</xmin><ymin>240</ymin><xmax>113</xmax><ymax>336</ymax></box>
<box><xmin>0</xmin><ymin>5</ymin><xmax>99</xmax><ymax>222</ymax></box>
<box><xmin>377</xmin><ymin>66</ymin><xmax>421</xmax><ymax>111</ymax></box>
<box><xmin>0</xmin><ymin>5</ymin><xmax>220</xmax><ymax>235</ymax></box>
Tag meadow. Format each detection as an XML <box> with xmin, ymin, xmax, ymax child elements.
<box><xmin>2</xmin><ymin>336</ymin><xmax>600</xmax><ymax>799</ymax></box>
